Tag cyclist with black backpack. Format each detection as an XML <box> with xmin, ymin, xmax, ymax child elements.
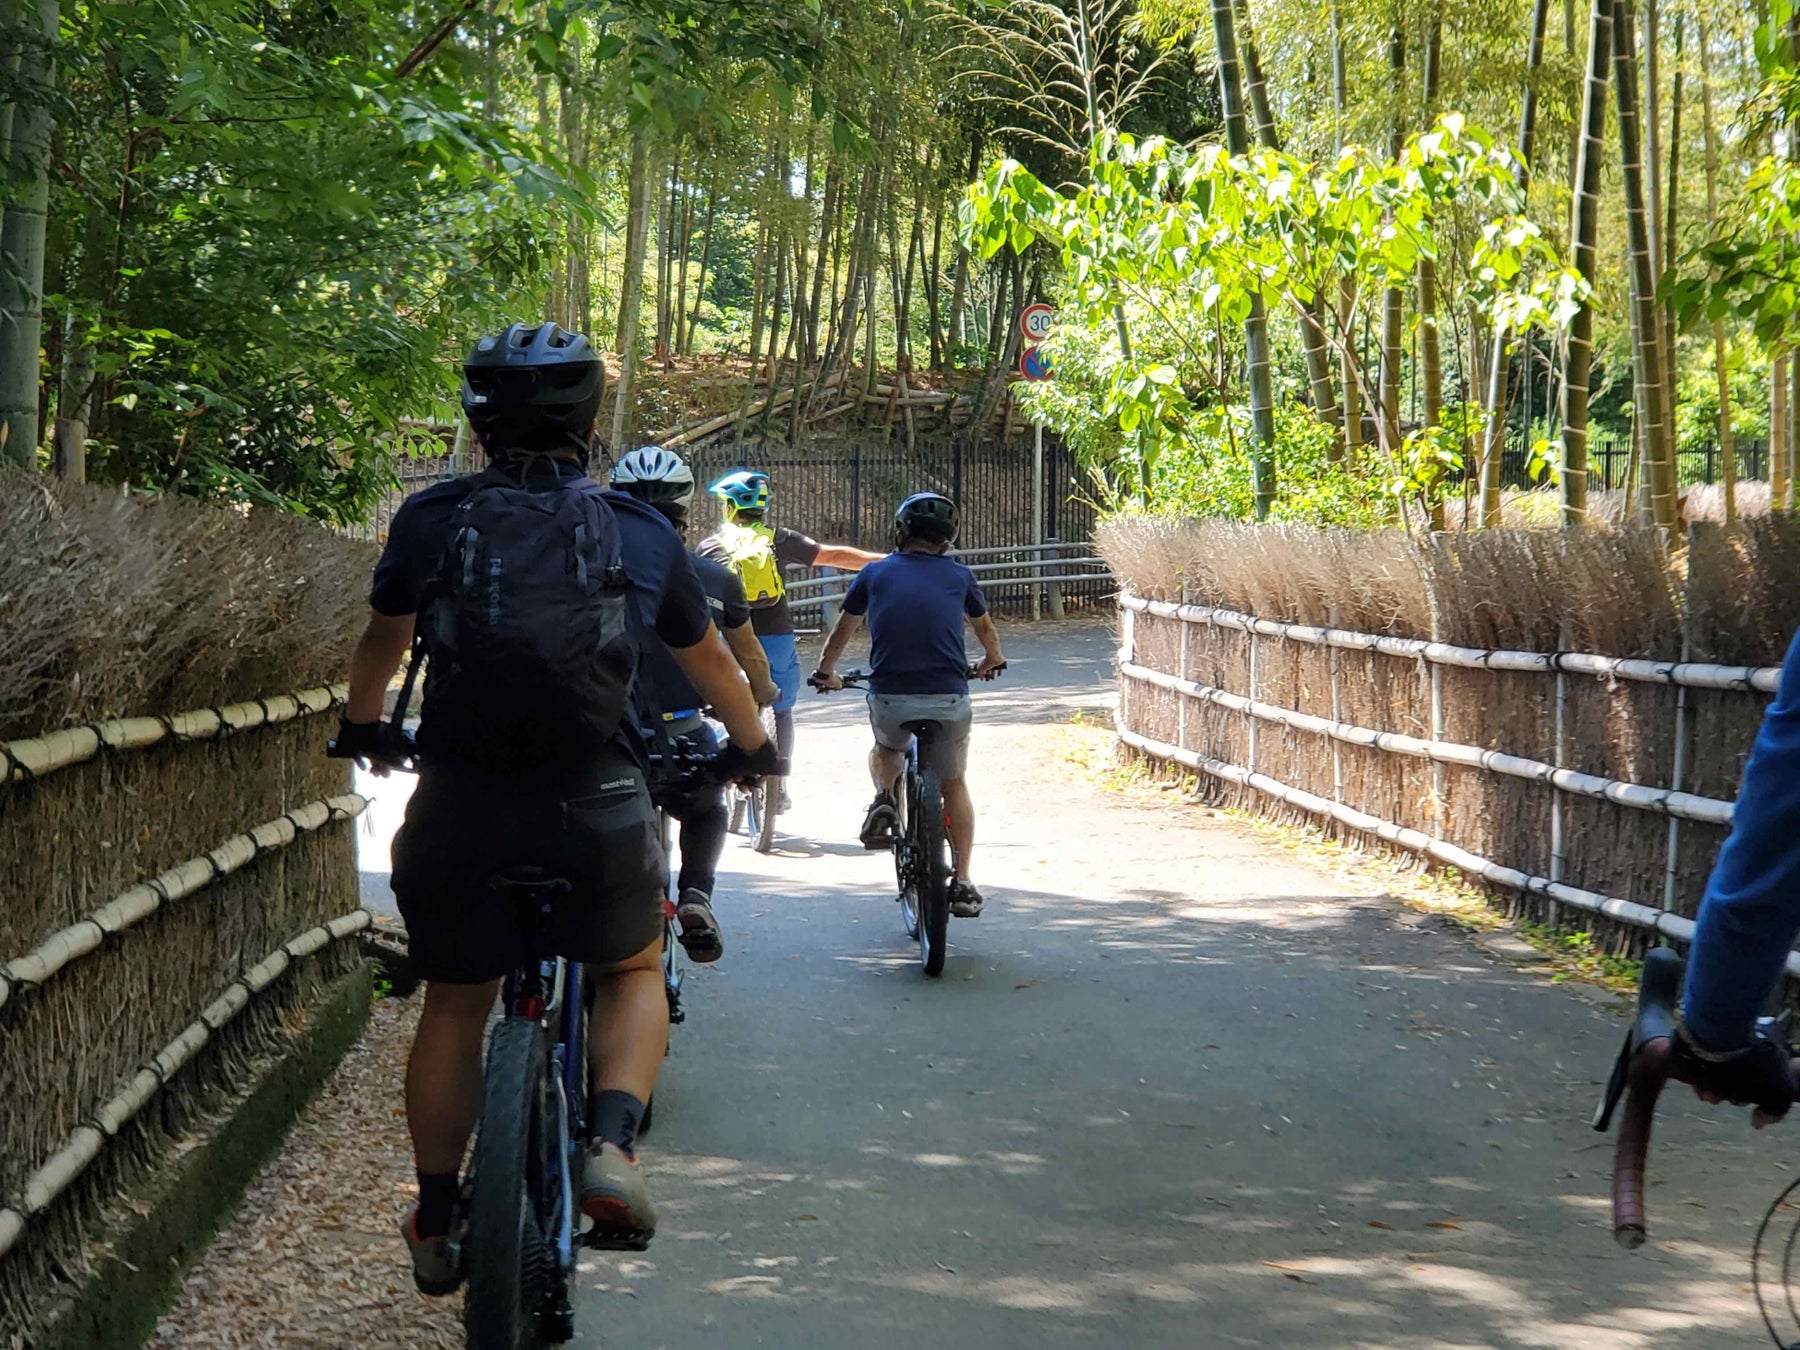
<box><xmin>610</xmin><ymin>445</ymin><xmax>779</xmax><ymax>962</ymax></box>
<box><xmin>697</xmin><ymin>469</ymin><xmax>883</xmax><ymax>802</ymax></box>
<box><xmin>331</xmin><ymin>323</ymin><xmax>776</xmax><ymax>1293</ymax></box>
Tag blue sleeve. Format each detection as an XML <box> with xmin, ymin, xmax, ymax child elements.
<box><xmin>1682</xmin><ymin>627</ymin><xmax>1800</xmax><ymax>1049</ymax></box>
<box><xmin>963</xmin><ymin>567</ymin><xmax>988</xmax><ymax>619</ymax></box>
<box><xmin>842</xmin><ymin>568</ymin><xmax>871</xmax><ymax>618</ymax></box>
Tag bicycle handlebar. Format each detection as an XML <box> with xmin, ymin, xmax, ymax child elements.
<box><xmin>1594</xmin><ymin>945</ymin><xmax>1684</xmax><ymax>1248</ymax></box>
<box><xmin>812</xmin><ymin>662</ymin><xmax>1006</xmax><ymax>692</ymax></box>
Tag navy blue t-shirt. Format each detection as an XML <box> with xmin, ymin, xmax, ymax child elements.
<box><xmin>369</xmin><ymin>464</ymin><xmax>713</xmax><ymax>747</ymax></box>
<box><xmin>841</xmin><ymin>550</ymin><xmax>988</xmax><ymax>696</ymax></box>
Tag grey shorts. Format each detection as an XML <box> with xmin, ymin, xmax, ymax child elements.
<box><xmin>867</xmin><ymin>693</ymin><xmax>973</xmax><ymax>780</ymax></box>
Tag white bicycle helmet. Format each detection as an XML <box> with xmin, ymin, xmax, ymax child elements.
<box><xmin>609</xmin><ymin>445</ymin><xmax>696</xmax><ymax>512</ymax></box>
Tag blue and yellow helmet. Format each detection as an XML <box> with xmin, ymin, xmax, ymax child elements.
<box><xmin>708</xmin><ymin>469</ymin><xmax>770</xmax><ymax>513</ymax></box>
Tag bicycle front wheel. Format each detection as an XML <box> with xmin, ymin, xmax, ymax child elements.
<box><xmin>915</xmin><ymin>768</ymin><xmax>950</xmax><ymax>977</ymax></box>
<box><xmin>465</xmin><ymin>1018</ymin><xmax>555</xmax><ymax>1350</ymax></box>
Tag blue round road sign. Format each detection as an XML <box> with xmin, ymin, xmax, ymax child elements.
<box><xmin>1019</xmin><ymin>345</ymin><xmax>1053</xmax><ymax>381</ymax></box>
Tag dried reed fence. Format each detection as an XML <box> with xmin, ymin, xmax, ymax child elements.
<box><xmin>1101</xmin><ymin>516</ymin><xmax>1800</xmax><ymax>959</ymax></box>
<box><xmin>0</xmin><ymin>474</ymin><xmax>372</xmax><ymax>1345</ymax></box>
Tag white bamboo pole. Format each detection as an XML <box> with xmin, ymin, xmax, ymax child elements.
<box><xmin>0</xmin><ymin>684</ymin><xmax>347</xmax><ymax>789</ymax></box>
<box><xmin>0</xmin><ymin>909</ymin><xmax>372</xmax><ymax>1262</ymax></box>
<box><xmin>1119</xmin><ymin>594</ymin><xmax>1781</xmax><ymax>694</ymax></box>
<box><xmin>1117</xmin><ymin>721</ymin><xmax>1793</xmax><ymax>975</ymax></box>
<box><xmin>1118</xmin><ymin>663</ymin><xmax>1735</xmax><ymax>826</ymax></box>
<box><xmin>1328</xmin><ymin>606</ymin><xmax>1346</xmax><ymax>806</ymax></box>
<box><xmin>1552</xmin><ymin>618</ymin><xmax>1571</xmax><ymax>883</ymax></box>
<box><xmin>1177</xmin><ymin>583</ymin><xmax>1190</xmax><ymax>752</ymax></box>
<box><xmin>0</xmin><ymin>795</ymin><xmax>368</xmax><ymax>1012</ymax></box>
<box><xmin>1246</xmin><ymin>630</ymin><xmax>1260</xmax><ymax>772</ymax></box>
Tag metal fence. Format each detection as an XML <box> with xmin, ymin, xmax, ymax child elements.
<box><xmin>1458</xmin><ymin>436</ymin><xmax>1775</xmax><ymax>493</ymax></box>
<box><xmin>346</xmin><ymin>433</ymin><xmax>1111</xmax><ymax>620</ymax></box>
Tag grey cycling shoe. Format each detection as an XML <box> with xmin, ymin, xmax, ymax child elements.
<box><xmin>401</xmin><ymin>1202</ymin><xmax>462</xmax><ymax>1297</ymax></box>
<box><xmin>581</xmin><ymin>1140</ymin><xmax>658</xmax><ymax>1243</ymax></box>
<box><xmin>676</xmin><ymin>888</ymin><xmax>724</xmax><ymax>963</ymax></box>
<box><xmin>948</xmin><ymin>880</ymin><xmax>984</xmax><ymax>918</ymax></box>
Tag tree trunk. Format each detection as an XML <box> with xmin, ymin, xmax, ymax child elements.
<box><xmin>1482</xmin><ymin>0</ymin><xmax>1552</xmax><ymax>522</ymax></box>
<box><xmin>1697</xmin><ymin>20</ymin><xmax>1736</xmax><ymax>523</ymax></box>
<box><xmin>1612</xmin><ymin>0</ymin><xmax>1679</xmax><ymax>533</ymax></box>
<box><xmin>924</xmin><ymin>187</ymin><xmax>946</xmax><ymax>370</ymax></box>
<box><xmin>1379</xmin><ymin>17</ymin><xmax>1405</xmax><ymax>462</ymax></box>
<box><xmin>1213</xmin><ymin>0</ymin><xmax>1277</xmax><ymax>518</ymax></box>
<box><xmin>686</xmin><ymin>176</ymin><xmax>719</xmax><ymax>355</ymax></box>
<box><xmin>746</xmin><ymin>217</ymin><xmax>770</xmax><ymax>376</ymax></box>
<box><xmin>1339</xmin><ymin>279</ymin><xmax>1365</xmax><ymax>460</ymax></box>
<box><xmin>608</xmin><ymin>130</ymin><xmax>651</xmax><ymax>451</ymax></box>
<box><xmin>1774</xmin><ymin>356</ymin><xmax>1790</xmax><ymax>510</ymax></box>
<box><xmin>1662</xmin><ymin>13</ymin><xmax>1683</xmax><ymax>391</ymax></box>
<box><xmin>946</xmin><ymin>129</ymin><xmax>981</xmax><ymax>357</ymax></box>
<box><xmin>805</xmin><ymin>149</ymin><xmax>840</xmax><ymax>365</ymax></box>
<box><xmin>1559</xmin><ymin>0</ymin><xmax>1613</xmax><ymax>525</ymax></box>
<box><xmin>673</xmin><ymin>179</ymin><xmax>694</xmax><ymax>357</ymax></box>
<box><xmin>54</xmin><ymin>310</ymin><xmax>91</xmax><ymax>482</ymax></box>
<box><xmin>0</xmin><ymin>0</ymin><xmax>56</xmax><ymax>469</ymax></box>
<box><xmin>1419</xmin><ymin>0</ymin><xmax>1446</xmax><ymax>528</ymax></box>
<box><xmin>654</xmin><ymin>153</ymin><xmax>679</xmax><ymax>367</ymax></box>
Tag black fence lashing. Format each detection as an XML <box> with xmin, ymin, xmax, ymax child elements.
<box><xmin>353</xmin><ymin>434</ymin><xmax>1109</xmax><ymax>621</ymax></box>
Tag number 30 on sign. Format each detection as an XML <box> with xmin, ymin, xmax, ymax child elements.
<box><xmin>1018</xmin><ymin>302</ymin><xmax>1054</xmax><ymax>343</ymax></box>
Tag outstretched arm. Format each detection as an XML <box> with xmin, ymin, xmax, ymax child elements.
<box><xmin>814</xmin><ymin>543</ymin><xmax>885</xmax><ymax>571</ymax></box>
<box><xmin>969</xmin><ymin>613</ymin><xmax>1005</xmax><ymax>678</ymax></box>
<box><xmin>1683</xmin><ymin>627</ymin><xmax>1800</xmax><ymax>1051</ymax></box>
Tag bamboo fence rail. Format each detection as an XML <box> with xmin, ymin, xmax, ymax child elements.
<box><xmin>0</xmin><ymin>684</ymin><xmax>347</xmax><ymax>789</ymax></box>
<box><xmin>0</xmin><ymin>793</ymin><xmax>368</xmax><ymax>1012</ymax></box>
<box><xmin>1115</xmin><ymin>589</ymin><xmax>1783</xmax><ymax>952</ymax></box>
<box><xmin>1120</xmin><ymin>596</ymin><xmax>1782</xmax><ymax>692</ymax></box>
<box><xmin>0</xmin><ymin>907</ymin><xmax>372</xmax><ymax>1263</ymax></box>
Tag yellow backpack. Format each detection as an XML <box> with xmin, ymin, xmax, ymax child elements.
<box><xmin>716</xmin><ymin>520</ymin><xmax>786</xmax><ymax>606</ymax></box>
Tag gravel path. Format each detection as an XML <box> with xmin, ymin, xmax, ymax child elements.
<box><xmin>163</xmin><ymin>621</ymin><xmax>1785</xmax><ymax>1348</ymax></box>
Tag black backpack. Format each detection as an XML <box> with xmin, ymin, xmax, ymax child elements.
<box><xmin>411</xmin><ymin>463</ymin><xmax>638</xmax><ymax>771</ymax></box>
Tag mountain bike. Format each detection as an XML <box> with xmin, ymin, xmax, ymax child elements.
<box><xmin>1594</xmin><ymin>945</ymin><xmax>1800</xmax><ymax>1347</ymax></box>
<box><xmin>814</xmin><ymin>666</ymin><xmax>1002</xmax><ymax>977</ymax></box>
<box><xmin>727</xmin><ymin>704</ymin><xmax>781</xmax><ymax>853</ymax></box>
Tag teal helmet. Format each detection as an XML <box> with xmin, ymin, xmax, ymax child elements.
<box><xmin>708</xmin><ymin>469</ymin><xmax>770</xmax><ymax>513</ymax></box>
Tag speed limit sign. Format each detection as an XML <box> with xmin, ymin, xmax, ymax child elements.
<box><xmin>1019</xmin><ymin>302</ymin><xmax>1054</xmax><ymax>344</ymax></box>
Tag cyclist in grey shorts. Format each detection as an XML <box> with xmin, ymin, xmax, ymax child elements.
<box><xmin>811</xmin><ymin>493</ymin><xmax>1006</xmax><ymax>916</ymax></box>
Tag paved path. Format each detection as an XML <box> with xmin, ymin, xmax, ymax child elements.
<box><xmin>357</xmin><ymin>622</ymin><xmax>1783</xmax><ymax>1348</ymax></box>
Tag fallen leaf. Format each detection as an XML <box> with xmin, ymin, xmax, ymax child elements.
<box><xmin>1426</xmin><ymin>1221</ymin><xmax>1462</xmax><ymax>1230</ymax></box>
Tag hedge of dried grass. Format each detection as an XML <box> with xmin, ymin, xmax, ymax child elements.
<box><xmin>0</xmin><ymin>470</ymin><xmax>373</xmax><ymax>741</ymax></box>
<box><xmin>0</xmin><ymin>473</ymin><xmax>370</xmax><ymax>1345</ymax></box>
<box><xmin>1104</xmin><ymin>514</ymin><xmax>1800</xmax><ymax>951</ymax></box>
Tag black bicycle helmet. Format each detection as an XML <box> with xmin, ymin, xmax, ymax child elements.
<box><xmin>894</xmin><ymin>491</ymin><xmax>959</xmax><ymax>548</ymax></box>
<box><xmin>460</xmin><ymin>321</ymin><xmax>605</xmax><ymax>456</ymax></box>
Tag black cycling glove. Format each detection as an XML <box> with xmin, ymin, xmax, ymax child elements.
<box><xmin>327</xmin><ymin>717</ymin><xmax>414</xmax><ymax>770</ymax></box>
<box><xmin>715</xmin><ymin>739</ymin><xmax>781</xmax><ymax>784</ymax></box>
<box><xmin>1672</xmin><ymin>1020</ymin><xmax>1796</xmax><ymax>1121</ymax></box>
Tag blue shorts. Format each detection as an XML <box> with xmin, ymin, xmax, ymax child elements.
<box><xmin>759</xmin><ymin>633</ymin><xmax>801</xmax><ymax>713</ymax></box>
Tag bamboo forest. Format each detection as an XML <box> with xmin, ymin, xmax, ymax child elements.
<box><xmin>2</xmin><ymin>0</ymin><xmax>1798</xmax><ymax>531</ymax></box>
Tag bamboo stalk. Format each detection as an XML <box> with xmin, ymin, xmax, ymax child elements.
<box><xmin>1119</xmin><ymin>593</ymin><xmax>1782</xmax><ymax>691</ymax></box>
<box><xmin>0</xmin><ymin>685</ymin><xmax>345</xmax><ymax>789</ymax></box>
<box><xmin>0</xmin><ymin>795</ymin><xmax>367</xmax><ymax>1010</ymax></box>
<box><xmin>0</xmin><ymin>908</ymin><xmax>373</xmax><ymax>1262</ymax></box>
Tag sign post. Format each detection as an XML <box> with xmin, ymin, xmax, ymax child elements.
<box><xmin>1015</xmin><ymin>304</ymin><xmax>1055</xmax><ymax>622</ymax></box>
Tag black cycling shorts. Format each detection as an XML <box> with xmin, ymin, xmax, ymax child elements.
<box><xmin>390</xmin><ymin>749</ymin><xmax>667</xmax><ymax>984</ymax></box>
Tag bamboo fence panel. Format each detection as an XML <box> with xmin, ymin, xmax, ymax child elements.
<box><xmin>0</xmin><ymin>908</ymin><xmax>372</xmax><ymax>1263</ymax></box>
<box><xmin>1115</xmin><ymin>588</ymin><xmax>1782</xmax><ymax>953</ymax></box>
<box><xmin>0</xmin><ymin>683</ymin><xmax>346</xmax><ymax>789</ymax></box>
<box><xmin>0</xmin><ymin>794</ymin><xmax>367</xmax><ymax>1012</ymax></box>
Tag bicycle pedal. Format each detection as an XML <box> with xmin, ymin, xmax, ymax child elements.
<box><xmin>580</xmin><ymin>1227</ymin><xmax>652</xmax><ymax>1253</ymax></box>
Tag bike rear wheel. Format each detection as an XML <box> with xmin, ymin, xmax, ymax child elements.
<box><xmin>915</xmin><ymin>768</ymin><xmax>950</xmax><ymax>977</ymax></box>
<box><xmin>465</xmin><ymin>1019</ymin><xmax>556</xmax><ymax>1350</ymax></box>
<box><xmin>752</xmin><ymin>705</ymin><xmax>780</xmax><ymax>854</ymax></box>
<box><xmin>896</xmin><ymin>769</ymin><xmax>920</xmax><ymax>939</ymax></box>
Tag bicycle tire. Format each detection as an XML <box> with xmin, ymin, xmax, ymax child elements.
<box><xmin>897</xmin><ymin>770</ymin><xmax>920</xmax><ymax>939</ymax></box>
<box><xmin>754</xmin><ymin>775</ymin><xmax>780</xmax><ymax>853</ymax></box>
<box><xmin>465</xmin><ymin>1019</ymin><xmax>554</xmax><ymax>1350</ymax></box>
<box><xmin>916</xmin><ymin>768</ymin><xmax>950</xmax><ymax>977</ymax></box>
<box><xmin>727</xmin><ymin>790</ymin><xmax>748</xmax><ymax>835</ymax></box>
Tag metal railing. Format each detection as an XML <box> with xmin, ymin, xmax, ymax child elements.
<box><xmin>785</xmin><ymin>541</ymin><xmax>1112</xmax><ymax>627</ymax></box>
